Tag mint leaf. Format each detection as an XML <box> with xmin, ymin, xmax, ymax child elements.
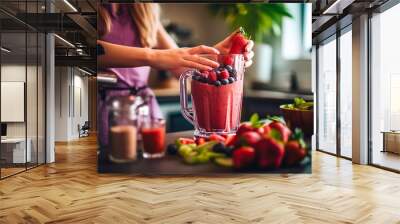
<box><xmin>250</xmin><ymin>113</ymin><xmax>259</xmax><ymax>126</ymax></box>
<box><xmin>294</xmin><ymin>97</ymin><xmax>306</xmax><ymax>107</ymax></box>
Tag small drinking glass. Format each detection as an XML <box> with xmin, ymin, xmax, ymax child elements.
<box><xmin>140</xmin><ymin>118</ymin><xmax>166</xmax><ymax>159</ymax></box>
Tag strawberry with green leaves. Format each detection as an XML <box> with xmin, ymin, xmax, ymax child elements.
<box><xmin>229</xmin><ymin>27</ymin><xmax>250</xmax><ymax>54</ymax></box>
<box><xmin>284</xmin><ymin>128</ymin><xmax>307</xmax><ymax>166</ymax></box>
<box><xmin>267</xmin><ymin>116</ymin><xmax>291</xmax><ymax>143</ymax></box>
<box><xmin>255</xmin><ymin>128</ymin><xmax>286</xmax><ymax>169</ymax></box>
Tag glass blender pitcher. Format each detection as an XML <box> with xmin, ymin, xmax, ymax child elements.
<box><xmin>180</xmin><ymin>54</ymin><xmax>245</xmax><ymax>137</ymax></box>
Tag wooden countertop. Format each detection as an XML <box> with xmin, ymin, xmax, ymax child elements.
<box><xmin>98</xmin><ymin>131</ymin><xmax>311</xmax><ymax>174</ymax></box>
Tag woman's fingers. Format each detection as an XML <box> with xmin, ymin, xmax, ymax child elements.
<box><xmin>244</xmin><ymin>50</ymin><xmax>254</xmax><ymax>61</ymax></box>
<box><xmin>245</xmin><ymin>40</ymin><xmax>254</xmax><ymax>52</ymax></box>
<box><xmin>245</xmin><ymin>60</ymin><xmax>253</xmax><ymax>68</ymax></box>
<box><xmin>183</xmin><ymin>55</ymin><xmax>219</xmax><ymax>68</ymax></box>
<box><xmin>188</xmin><ymin>45</ymin><xmax>220</xmax><ymax>55</ymax></box>
<box><xmin>181</xmin><ymin>59</ymin><xmax>213</xmax><ymax>71</ymax></box>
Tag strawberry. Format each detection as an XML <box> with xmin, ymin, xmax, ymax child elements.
<box><xmin>284</xmin><ymin>128</ymin><xmax>307</xmax><ymax>166</ymax></box>
<box><xmin>237</xmin><ymin>122</ymin><xmax>253</xmax><ymax>135</ymax></box>
<box><xmin>225</xmin><ymin>134</ymin><xmax>237</xmax><ymax>147</ymax></box>
<box><xmin>229</xmin><ymin>27</ymin><xmax>249</xmax><ymax>54</ymax></box>
<box><xmin>262</xmin><ymin>124</ymin><xmax>271</xmax><ymax>136</ymax></box>
<box><xmin>209</xmin><ymin>133</ymin><xmax>226</xmax><ymax>142</ymax></box>
<box><xmin>255</xmin><ymin>137</ymin><xmax>285</xmax><ymax>169</ymax></box>
<box><xmin>268</xmin><ymin>121</ymin><xmax>291</xmax><ymax>143</ymax></box>
<box><xmin>175</xmin><ymin>137</ymin><xmax>195</xmax><ymax>148</ymax></box>
<box><xmin>239</xmin><ymin>131</ymin><xmax>261</xmax><ymax>147</ymax></box>
<box><xmin>219</xmin><ymin>69</ymin><xmax>230</xmax><ymax>80</ymax></box>
<box><xmin>195</xmin><ymin>137</ymin><xmax>206</xmax><ymax>146</ymax></box>
<box><xmin>223</xmin><ymin>55</ymin><xmax>234</xmax><ymax>65</ymax></box>
<box><xmin>233</xmin><ymin>146</ymin><xmax>256</xmax><ymax>169</ymax></box>
<box><xmin>209</xmin><ymin>70</ymin><xmax>217</xmax><ymax>82</ymax></box>
<box><xmin>284</xmin><ymin>141</ymin><xmax>306</xmax><ymax>166</ymax></box>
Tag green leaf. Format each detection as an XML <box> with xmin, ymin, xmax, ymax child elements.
<box><xmin>266</xmin><ymin>115</ymin><xmax>286</xmax><ymax>125</ymax></box>
<box><xmin>250</xmin><ymin>113</ymin><xmax>259</xmax><ymax>126</ymax></box>
<box><xmin>270</xmin><ymin>128</ymin><xmax>282</xmax><ymax>141</ymax></box>
<box><xmin>292</xmin><ymin>128</ymin><xmax>307</xmax><ymax>149</ymax></box>
<box><xmin>294</xmin><ymin>97</ymin><xmax>306</xmax><ymax>106</ymax></box>
<box><xmin>208</xmin><ymin>3</ymin><xmax>292</xmax><ymax>43</ymax></box>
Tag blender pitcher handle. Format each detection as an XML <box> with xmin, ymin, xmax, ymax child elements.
<box><xmin>179</xmin><ymin>70</ymin><xmax>194</xmax><ymax>125</ymax></box>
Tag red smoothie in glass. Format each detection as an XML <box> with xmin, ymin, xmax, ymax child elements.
<box><xmin>141</xmin><ymin>126</ymin><xmax>166</xmax><ymax>156</ymax></box>
<box><xmin>191</xmin><ymin>79</ymin><xmax>243</xmax><ymax>133</ymax></box>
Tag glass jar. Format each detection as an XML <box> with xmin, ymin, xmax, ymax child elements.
<box><xmin>107</xmin><ymin>95</ymin><xmax>141</xmax><ymax>163</ymax></box>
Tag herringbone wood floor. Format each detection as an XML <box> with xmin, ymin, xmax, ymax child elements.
<box><xmin>1</xmin><ymin>135</ymin><xmax>400</xmax><ymax>224</ymax></box>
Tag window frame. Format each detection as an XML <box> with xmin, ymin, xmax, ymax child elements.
<box><xmin>315</xmin><ymin>21</ymin><xmax>353</xmax><ymax>160</ymax></box>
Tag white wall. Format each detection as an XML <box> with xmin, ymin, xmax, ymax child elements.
<box><xmin>1</xmin><ymin>65</ymin><xmax>34</xmax><ymax>138</ymax></box>
<box><xmin>1</xmin><ymin>63</ymin><xmax>46</xmax><ymax>163</ymax></box>
<box><xmin>54</xmin><ymin>67</ymin><xmax>89</xmax><ymax>141</ymax></box>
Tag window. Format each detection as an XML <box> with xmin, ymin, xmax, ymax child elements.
<box><xmin>339</xmin><ymin>29</ymin><xmax>352</xmax><ymax>158</ymax></box>
<box><xmin>370</xmin><ymin>3</ymin><xmax>400</xmax><ymax>171</ymax></box>
<box><xmin>317</xmin><ymin>36</ymin><xmax>337</xmax><ymax>154</ymax></box>
<box><xmin>282</xmin><ymin>3</ymin><xmax>312</xmax><ymax>60</ymax></box>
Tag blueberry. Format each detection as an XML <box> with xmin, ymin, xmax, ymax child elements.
<box><xmin>221</xmin><ymin>79</ymin><xmax>229</xmax><ymax>85</ymax></box>
<box><xmin>228</xmin><ymin>77</ymin><xmax>235</xmax><ymax>83</ymax></box>
<box><xmin>192</xmin><ymin>75</ymin><xmax>200</xmax><ymax>81</ymax></box>
<box><xmin>212</xmin><ymin>143</ymin><xmax>225</xmax><ymax>153</ymax></box>
<box><xmin>215</xmin><ymin>80</ymin><xmax>222</xmax><ymax>86</ymax></box>
<box><xmin>229</xmin><ymin>69</ymin><xmax>237</xmax><ymax>77</ymax></box>
<box><xmin>225</xmin><ymin>65</ymin><xmax>233</xmax><ymax>72</ymax></box>
<box><xmin>224</xmin><ymin>146</ymin><xmax>234</xmax><ymax>156</ymax></box>
<box><xmin>167</xmin><ymin>144</ymin><xmax>178</xmax><ymax>155</ymax></box>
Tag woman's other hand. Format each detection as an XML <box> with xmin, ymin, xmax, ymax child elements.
<box><xmin>149</xmin><ymin>45</ymin><xmax>220</xmax><ymax>71</ymax></box>
<box><xmin>214</xmin><ymin>29</ymin><xmax>254</xmax><ymax>68</ymax></box>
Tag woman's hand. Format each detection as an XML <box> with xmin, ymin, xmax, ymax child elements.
<box><xmin>214</xmin><ymin>29</ymin><xmax>255</xmax><ymax>68</ymax></box>
<box><xmin>149</xmin><ymin>45</ymin><xmax>220</xmax><ymax>71</ymax></box>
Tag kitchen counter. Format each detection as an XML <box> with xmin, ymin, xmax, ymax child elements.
<box><xmin>245</xmin><ymin>89</ymin><xmax>313</xmax><ymax>101</ymax></box>
<box><xmin>98</xmin><ymin>131</ymin><xmax>311</xmax><ymax>175</ymax></box>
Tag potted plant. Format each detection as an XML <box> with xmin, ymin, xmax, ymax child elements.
<box><xmin>209</xmin><ymin>3</ymin><xmax>292</xmax><ymax>83</ymax></box>
<box><xmin>280</xmin><ymin>97</ymin><xmax>314</xmax><ymax>137</ymax></box>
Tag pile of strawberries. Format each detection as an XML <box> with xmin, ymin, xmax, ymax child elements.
<box><xmin>211</xmin><ymin>114</ymin><xmax>308</xmax><ymax>170</ymax></box>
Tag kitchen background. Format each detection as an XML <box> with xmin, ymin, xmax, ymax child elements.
<box><xmin>146</xmin><ymin>3</ymin><xmax>312</xmax><ymax>132</ymax></box>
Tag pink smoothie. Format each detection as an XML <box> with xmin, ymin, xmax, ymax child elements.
<box><xmin>191</xmin><ymin>79</ymin><xmax>243</xmax><ymax>133</ymax></box>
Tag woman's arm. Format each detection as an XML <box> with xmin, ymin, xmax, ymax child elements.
<box><xmin>155</xmin><ymin>24</ymin><xmax>193</xmax><ymax>76</ymax></box>
<box><xmin>97</xmin><ymin>39</ymin><xmax>219</xmax><ymax>71</ymax></box>
<box><xmin>97</xmin><ymin>40</ymin><xmax>153</xmax><ymax>68</ymax></box>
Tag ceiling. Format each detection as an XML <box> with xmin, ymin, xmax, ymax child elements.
<box><xmin>312</xmin><ymin>0</ymin><xmax>390</xmax><ymax>43</ymax></box>
<box><xmin>1</xmin><ymin>0</ymin><xmax>393</xmax><ymax>71</ymax></box>
<box><xmin>0</xmin><ymin>0</ymin><xmax>97</xmax><ymax>71</ymax></box>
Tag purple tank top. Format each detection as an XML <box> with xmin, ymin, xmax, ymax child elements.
<box><xmin>100</xmin><ymin>4</ymin><xmax>150</xmax><ymax>87</ymax></box>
